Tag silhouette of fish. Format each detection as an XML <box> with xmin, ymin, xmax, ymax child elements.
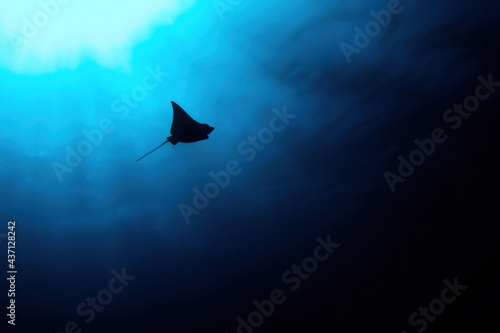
<box><xmin>136</xmin><ymin>102</ymin><xmax>214</xmax><ymax>162</ymax></box>
<box><xmin>168</xmin><ymin>101</ymin><xmax>214</xmax><ymax>144</ymax></box>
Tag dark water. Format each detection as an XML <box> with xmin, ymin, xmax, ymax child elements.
<box><xmin>0</xmin><ymin>1</ymin><xmax>499</xmax><ymax>332</ymax></box>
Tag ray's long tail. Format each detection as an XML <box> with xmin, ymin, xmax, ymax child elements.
<box><xmin>136</xmin><ymin>140</ymin><xmax>169</xmax><ymax>162</ymax></box>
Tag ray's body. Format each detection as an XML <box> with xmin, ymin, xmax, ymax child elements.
<box><xmin>168</xmin><ymin>102</ymin><xmax>214</xmax><ymax>144</ymax></box>
<box><xmin>136</xmin><ymin>102</ymin><xmax>214</xmax><ymax>162</ymax></box>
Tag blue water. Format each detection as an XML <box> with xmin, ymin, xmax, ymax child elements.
<box><xmin>0</xmin><ymin>0</ymin><xmax>499</xmax><ymax>332</ymax></box>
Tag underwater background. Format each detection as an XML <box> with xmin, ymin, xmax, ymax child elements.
<box><xmin>0</xmin><ymin>0</ymin><xmax>499</xmax><ymax>332</ymax></box>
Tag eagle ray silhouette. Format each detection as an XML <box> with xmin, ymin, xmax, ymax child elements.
<box><xmin>136</xmin><ymin>101</ymin><xmax>214</xmax><ymax>162</ymax></box>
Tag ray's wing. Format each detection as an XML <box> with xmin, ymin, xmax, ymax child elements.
<box><xmin>170</xmin><ymin>101</ymin><xmax>202</xmax><ymax>136</ymax></box>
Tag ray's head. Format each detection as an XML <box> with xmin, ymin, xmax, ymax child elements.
<box><xmin>204</xmin><ymin>124</ymin><xmax>215</xmax><ymax>134</ymax></box>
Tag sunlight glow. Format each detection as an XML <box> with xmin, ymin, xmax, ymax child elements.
<box><xmin>0</xmin><ymin>0</ymin><xmax>194</xmax><ymax>73</ymax></box>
